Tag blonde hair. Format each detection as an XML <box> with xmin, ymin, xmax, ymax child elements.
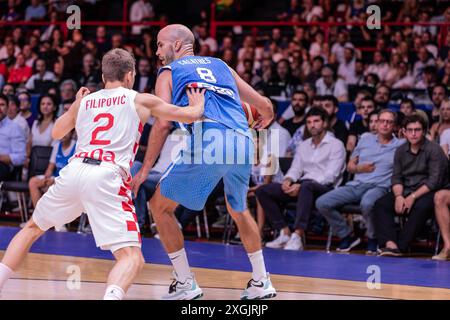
<box><xmin>102</xmin><ymin>48</ymin><xmax>135</xmax><ymax>82</ymax></box>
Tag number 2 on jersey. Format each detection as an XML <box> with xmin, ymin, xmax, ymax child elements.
<box><xmin>90</xmin><ymin>113</ymin><xmax>114</xmax><ymax>145</ymax></box>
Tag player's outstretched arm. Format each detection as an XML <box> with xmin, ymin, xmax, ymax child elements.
<box><xmin>135</xmin><ymin>88</ymin><xmax>205</xmax><ymax>124</ymax></box>
<box><xmin>230</xmin><ymin>68</ymin><xmax>274</xmax><ymax>122</ymax></box>
<box><xmin>52</xmin><ymin>87</ymin><xmax>90</xmax><ymax>140</ymax></box>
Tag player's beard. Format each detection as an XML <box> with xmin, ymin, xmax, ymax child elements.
<box><xmin>163</xmin><ymin>48</ymin><xmax>176</xmax><ymax>65</ymax></box>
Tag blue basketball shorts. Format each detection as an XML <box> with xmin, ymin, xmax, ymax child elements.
<box><xmin>159</xmin><ymin>121</ymin><xmax>254</xmax><ymax>212</ymax></box>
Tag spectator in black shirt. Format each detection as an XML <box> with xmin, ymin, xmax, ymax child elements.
<box><xmin>374</xmin><ymin>84</ymin><xmax>391</xmax><ymax>110</ymax></box>
<box><xmin>77</xmin><ymin>53</ymin><xmax>101</xmax><ymax>87</ymax></box>
<box><xmin>133</xmin><ymin>57</ymin><xmax>155</xmax><ymax>93</ymax></box>
<box><xmin>269</xmin><ymin>59</ymin><xmax>301</xmax><ymax>97</ymax></box>
<box><xmin>281</xmin><ymin>90</ymin><xmax>309</xmax><ymax>136</ymax></box>
<box><xmin>346</xmin><ymin>97</ymin><xmax>375</xmax><ymax>152</ymax></box>
<box><xmin>321</xmin><ymin>95</ymin><xmax>349</xmax><ymax>145</ymax></box>
<box><xmin>374</xmin><ymin>114</ymin><xmax>448</xmax><ymax>256</ymax></box>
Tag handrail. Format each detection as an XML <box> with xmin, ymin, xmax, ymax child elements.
<box><xmin>0</xmin><ymin>21</ymin><xmax>167</xmax><ymax>27</ymax></box>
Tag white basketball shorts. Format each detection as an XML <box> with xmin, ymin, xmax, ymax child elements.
<box><xmin>32</xmin><ymin>158</ymin><xmax>141</xmax><ymax>252</ymax></box>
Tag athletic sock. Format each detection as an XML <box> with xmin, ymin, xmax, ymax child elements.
<box><xmin>168</xmin><ymin>248</ymin><xmax>191</xmax><ymax>283</ymax></box>
<box><xmin>103</xmin><ymin>285</ymin><xmax>125</xmax><ymax>300</ymax></box>
<box><xmin>247</xmin><ymin>250</ymin><xmax>267</xmax><ymax>281</ymax></box>
<box><xmin>0</xmin><ymin>263</ymin><xmax>13</xmax><ymax>291</ymax></box>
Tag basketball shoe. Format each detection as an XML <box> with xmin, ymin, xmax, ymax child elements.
<box><xmin>161</xmin><ymin>271</ymin><xmax>203</xmax><ymax>300</ymax></box>
<box><xmin>241</xmin><ymin>273</ymin><xmax>277</xmax><ymax>300</ymax></box>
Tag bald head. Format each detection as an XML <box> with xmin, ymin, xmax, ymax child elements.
<box><xmin>159</xmin><ymin>24</ymin><xmax>195</xmax><ymax>46</ymax></box>
<box><xmin>156</xmin><ymin>24</ymin><xmax>195</xmax><ymax>65</ymax></box>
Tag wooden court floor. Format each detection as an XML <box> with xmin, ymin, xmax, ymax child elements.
<box><xmin>1</xmin><ymin>251</ymin><xmax>449</xmax><ymax>300</ymax></box>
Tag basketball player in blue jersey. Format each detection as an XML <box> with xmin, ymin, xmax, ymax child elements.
<box><xmin>131</xmin><ymin>24</ymin><xmax>276</xmax><ymax>300</ymax></box>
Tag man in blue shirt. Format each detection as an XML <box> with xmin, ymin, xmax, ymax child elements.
<box><xmin>25</xmin><ymin>0</ymin><xmax>46</xmax><ymax>21</ymax></box>
<box><xmin>316</xmin><ymin>109</ymin><xmax>404</xmax><ymax>254</ymax></box>
<box><xmin>131</xmin><ymin>24</ymin><xmax>276</xmax><ymax>300</ymax></box>
<box><xmin>0</xmin><ymin>94</ymin><xmax>26</xmax><ymax>181</ymax></box>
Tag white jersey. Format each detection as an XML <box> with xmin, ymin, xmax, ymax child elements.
<box><xmin>72</xmin><ymin>87</ymin><xmax>144</xmax><ymax>178</ymax></box>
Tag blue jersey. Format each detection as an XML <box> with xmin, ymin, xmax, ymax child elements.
<box><xmin>158</xmin><ymin>56</ymin><xmax>250</xmax><ymax>137</ymax></box>
<box><xmin>54</xmin><ymin>141</ymin><xmax>76</xmax><ymax>177</ymax></box>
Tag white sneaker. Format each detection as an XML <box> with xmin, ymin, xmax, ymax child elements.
<box><xmin>161</xmin><ymin>272</ymin><xmax>203</xmax><ymax>300</ymax></box>
<box><xmin>241</xmin><ymin>273</ymin><xmax>277</xmax><ymax>300</ymax></box>
<box><xmin>265</xmin><ymin>230</ymin><xmax>290</xmax><ymax>249</ymax></box>
<box><xmin>284</xmin><ymin>233</ymin><xmax>304</xmax><ymax>251</ymax></box>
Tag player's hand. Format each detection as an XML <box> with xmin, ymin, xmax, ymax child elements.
<box><xmin>76</xmin><ymin>87</ymin><xmax>90</xmax><ymax>100</ymax></box>
<box><xmin>131</xmin><ymin>169</ymin><xmax>147</xmax><ymax>198</ymax></box>
<box><xmin>253</xmin><ymin>116</ymin><xmax>273</xmax><ymax>130</ymax></box>
<box><xmin>186</xmin><ymin>88</ymin><xmax>205</xmax><ymax>120</ymax></box>
<box><xmin>254</xmin><ymin>99</ymin><xmax>274</xmax><ymax>130</ymax></box>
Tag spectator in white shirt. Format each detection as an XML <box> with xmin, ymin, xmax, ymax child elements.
<box><xmin>392</xmin><ymin>61</ymin><xmax>415</xmax><ymax>89</ymax></box>
<box><xmin>196</xmin><ymin>25</ymin><xmax>218</xmax><ymax>55</ymax></box>
<box><xmin>27</xmin><ymin>95</ymin><xmax>58</xmax><ymax>165</ymax></box>
<box><xmin>22</xmin><ymin>45</ymin><xmax>37</xmax><ymax>68</ymax></box>
<box><xmin>331</xmin><ymin>31</ymin><xmax>350</xmax><ymax>65</ymax></box>
<box><xmin>365</xmin><ymin>51</ymin><xmax>389</xmax><ymax>82</ymax></box>
<box><xmin>315</xmin><ymin>65</ymin><xmax>348</xmax><ymax>102</ymax></box>
<box><xmin>337</xmin><ymin>44</ymin><xmax>356</xmax><ymax>84</ymax></box>
<box><xmin>256</xmin><ymin>107</ymin><xmax>346</xmax><ymax>251</ymax></box>
<box><xmin>7</xmin><ymin>95</ymin><xmax>29</xmax><ymax>139</ymax></box>
<box><xmin>250</xmin><ymin>105</ymin><xmax>291</xmax><ymax>236</ymax></box>
<box><xmin>130</xmin><ymin>0</ymin><xmax>155</xmax><ymax>35</ymax></box>
<box><xmin>440</xmin><ymin>127</ymin><xmax>450</xmax><ymax>156</ymax></box>
<box><xmin>25</xmin><ymin>59</ymin><xmax>56</xmax><ymax>92</ymax></box>
<box><xmin>413</xmin><ymin>47</ymin><xmax>436</xmax><ymax>83</ymax></box>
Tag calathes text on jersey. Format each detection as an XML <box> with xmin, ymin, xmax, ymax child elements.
<box><xmin>177</xmin><ymin>58</ymin><xmax>212</xmax><ymax>65</ymax></box>
<box><xmin>85</xmin><ymin>95</ymin><xmax>127</xmax><ymax>109</ymax></box>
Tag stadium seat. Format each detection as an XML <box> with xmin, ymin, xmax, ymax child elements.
<box><xmin>0</xmin><ymin>146</ymin><xmax>53</xmax><ymax>223</ymax></box>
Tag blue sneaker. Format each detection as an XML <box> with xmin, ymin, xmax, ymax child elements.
<box><xmin>366</xmin><ymin>238</ymin><xmax>378</xmax><ymax>255</ymax></box>
<box><xmin>336</xmin><ymin>234</ymin><xmax>361</xmax><ymax>252</ymax></box>
<box><xmin>241</xmin><ymin>273</ymin><xmax>277</xmax><ymax>300</ymax></box>
<box><xmin>161</xmin><ymin>272</ymin><xmax>203</xmax><ymax>300</ymax></box>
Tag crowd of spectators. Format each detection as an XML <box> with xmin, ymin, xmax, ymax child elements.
<box><xmin>0</xmin><ymin>0</ymin><xmax>450</xmax><ymax>259</ymax></box>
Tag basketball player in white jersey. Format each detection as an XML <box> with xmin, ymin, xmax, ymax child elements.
<box><xmin>0</xmin><ymin>48</ymin><xmax>205</xmax><ymax>300</ymax></box>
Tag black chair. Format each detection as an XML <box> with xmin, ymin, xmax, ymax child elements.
<box><xmin>0</xmin><ymin>146</ymin><xmax>53</xmax><ymax>222</ymax></box>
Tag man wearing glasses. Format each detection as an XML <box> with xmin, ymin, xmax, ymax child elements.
<box><xmin>316</xmin><ymin>109</ymin><xmax>403</xmax><ymax>254</ymax></box>
<box><xmin>374</xmin><ymin>114</ymin><xmax>448</xmax><ymax>257</ymax></box>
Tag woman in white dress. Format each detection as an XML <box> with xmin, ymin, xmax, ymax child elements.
<box><xmin>27</xmin><ymin>94</ymin><xmax>58</xmax><ymax>161</ymax></box>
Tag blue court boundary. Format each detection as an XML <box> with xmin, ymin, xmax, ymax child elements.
<box><xmin>0</xmin><ymin>226</ymin><xmax>449</xmax><ymax>290</ymax></box>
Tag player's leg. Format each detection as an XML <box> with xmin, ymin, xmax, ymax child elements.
<box><xmin>103</xmin><ymin>245</ymin><xmax>145</xmax><ymax>300</ymax></box>
<box><xmin>0</xmin><ymin>219</ymin><xmax>45</xmax><ymax>293</ymax></box>
<box><xmin>1</xmin><ymin>165</ymin><xmax>83</xmax><ymax>295</ymax></box>
<box><xmin>149</xmin><ymin>186</ymin><xmax>203</xmax><ymax>300</ymax></box>
<box><xmin>225</xmin><ymin>198</ymin><xmax>277</xmax><ymax>300</ymax></box>
<box><xmin>79</xmin><ymin>163</ymin><xmax>146</xmax><ymax>300</ymax></box>
<box><xmin>149</xmin><ymin>185</ymin><xmax>183</xmax><ymax>252</ymax></box>
<box><xmin>223</xmin><ymin>162</ymin><xmax>277</xmax><ymax>300</ymax></box>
